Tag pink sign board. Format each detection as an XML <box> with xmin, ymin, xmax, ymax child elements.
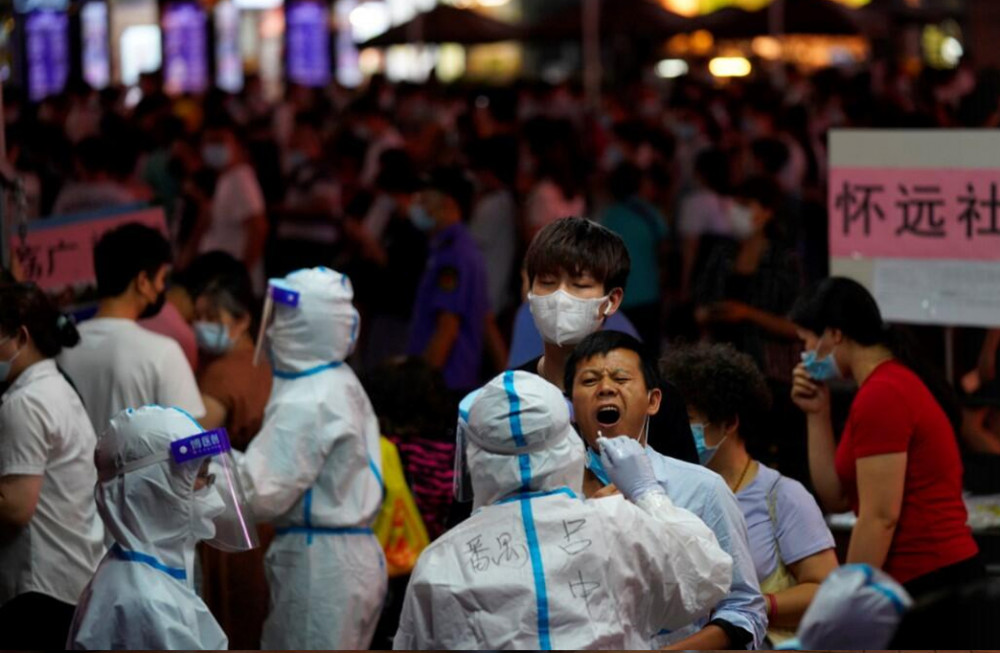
<box><xmin>11</xmin><ymin>205</ymin><xmax>167</xmax><ymax>291</ymax></box>
<box><xmin>829</xmin><ymin>167</ymin><xmax>1000</xmax><ymax>261</ymax></box>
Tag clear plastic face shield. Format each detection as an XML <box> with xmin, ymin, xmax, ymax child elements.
<box><xmin>172</xmin><ymin>428</ymin><xmax>259</xmax><ymax>552</ymax></box>
<box><xmin>253</xmin><ymin>282</ymin><xmax>300</xmax><ymax>367</ymax></box>
<box><xmin>110</xmin><ymin>427</ymin><xmax>259</xmax><ymax>552</ymax></box>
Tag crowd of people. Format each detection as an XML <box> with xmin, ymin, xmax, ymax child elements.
<box><xmin>1</xmin><ymin>53</ymin><xmax>1000</xmax><ymax>650</ymax></box>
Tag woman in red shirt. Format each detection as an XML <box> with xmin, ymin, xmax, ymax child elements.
<box><xmin>789</xmin><ymin>278</ymin><xmax>980</xmax><ymax>598</ymax></box>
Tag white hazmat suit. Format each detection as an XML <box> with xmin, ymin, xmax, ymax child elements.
<box><xmin>777</xmin><ymin>564</ymin><xmax>912</xmax><ymax>651</ymax></box>
<box><xmin>394</xmin><ymin>371</ymin><xmax>732</xmax><ymax>650</ymax></box>
<box><xmin>241</xmin><ymin>267</ymin><xmax>387</xmax><ymax>650</ymax></box>
<box><xmin>66</xmin><ymin>406</ymin><xmax>231</xmax><ymax>650</ymax></box>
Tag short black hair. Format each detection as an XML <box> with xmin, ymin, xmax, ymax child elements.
<box><xmin>789</xmin><ymin>277</ymin><xmax>885</xmax><ymax>346</ymax></box>
<box><xmin>750</xmin><ymin>137</ymin><xmax>791</xmax><ymax>175</ymax></box>
<box><xmin>175</xmin><ymin>251</ymin><xmax>248</xmax><ymax>299</ymax></box>
<box><xmin>93</xmin><ymin>223</ymin><xmax>172</xmax><ymax>299</ymax></box>
<box><xmin>75</xmin><ymin>136</ymin><xmax>115</xmax><ymax>174</ymax></box>
<box><xmin>733</xmin><ymin>174</ymin><xmax>782</xmax><ymax>213</ymax></box>
<box><xmin>608</xmin><ymin>162</ymin><xmax>643</xmax><ymax>202</ymax></box>
<box><xmin>426</xmin><ymin>166</ymin><xmax>475</xmax><ymax>221</ymax></box>
<box><xmin>196</xmin><ymin>266</ymin><xmax>254</xmax><ymax>322</ymax></box>
<box><xmin>525</xmin><ymin>217</ymin><xmax>631</xmax><ymax>293</ymax></box>
<box><xmin>375</xmin><ymin>149</ymin><xmax>422</xmax><ymax>194</ymax></box>
<box><xmin>469</xmin><ymin>136</ymin><xmax>518</xmax><ymax>188</ymax></box>
<box><xmin>694</xmin><ymin>147</ymin><xmax>730</xmax><ymax>194</ymax></box>
<box><xmin>565</xmin><ymin>331</ymin><xmax>661</xmax><ymax>394</ymax></box>
<box><xmin>659</xmin><ymin>343</ymin><xmax>772</xmax><ymax>445</ymax></box>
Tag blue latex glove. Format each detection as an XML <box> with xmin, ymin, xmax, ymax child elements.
<box><xmin>597</xmin><ymin>435</ymin><xmax>663</xmax><ymax>502</ymax></box>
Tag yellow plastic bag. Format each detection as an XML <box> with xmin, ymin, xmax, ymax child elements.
<box><xmin>372</xmin><ymin>437</ymin><xmax>430</xmax><ymax>578</ymax></box>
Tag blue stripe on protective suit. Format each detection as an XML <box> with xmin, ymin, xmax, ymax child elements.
<box><xmin>286</xmin><ymin>487</ymin><xmax>372</xmax><ymax>540</ymax></box>
<box><xmin>858</xmin><ymin>564</ymin><xmax>907</xmax><ymax>615</ymax></box>
<box><xmin>369</xmin><ymin>455</ymin><xmax>384</xmax><ymax>490</ymax></box>
<box><xmin>303</xmin><ymin>488</ymin><xmax>314</xmax><ymax>545</ymax></box>
<box><xmin>350</xmin><ymin>313</ymin><xmax>359</xmax><ymax>350</ymax></box>
<box><xmin>501</xmin><ymin>371</ymin><xmax>552</xmax><ymax>650</ymax></box>
<box><xmin>110</xmin><ymin>543</ymin><xmax>187</xmax><ymax>581</ymax></box>
<box><xmin>272</xmin><ymin>361</ymin><xmax>344</xmax><ymax>380</ymax></box>
<box><xmin>275</xmin><ymin>526</ymin><xmax>374</xmax><ymax>537</ymax></box>
<box><xmin>496</xmin><ymin>487</ymin><xmax>578</xmax><ymax>505</ymax></box>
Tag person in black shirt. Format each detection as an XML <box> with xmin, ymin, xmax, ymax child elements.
<box><xmin>512</xmin><ymin>217</ymin><xmax>697</xmax><ymax>463</ymax></box>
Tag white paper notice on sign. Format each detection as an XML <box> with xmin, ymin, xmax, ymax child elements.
<box><xmin>873</xmin><ymin>258</ymin><xmax>1000</xmax><ymax>328</ymax></box>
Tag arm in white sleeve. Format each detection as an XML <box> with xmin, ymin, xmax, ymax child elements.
<box><xmin>627</xmin><ymin>490</ymin><xmax>734</xmax><ymax>635</ymax></box>
<box><xmin>239</xmin><ymin>388</ymin><xmax>350</xmax><ymax>521</ymax></box>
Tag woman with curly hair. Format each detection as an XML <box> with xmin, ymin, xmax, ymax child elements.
<box><xmin>661</xmin><ymin>343</ymin><xmax>838</xmax><ymax>646</ymax></box>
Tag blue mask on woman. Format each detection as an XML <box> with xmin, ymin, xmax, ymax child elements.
<box><xmin>0</xmin><ymin>336</ymin><xmax>20</xmax><ymax>382</ymax></box>
<box><xmin>691</xmin><ymin>423</ymin><xmax>726</xmax><ymax>466</ymax></box>
<box><xmin>585</xmin><ymin>448</ymin><xmax>611</xmax><ymax>486</ymax></box>
<box><xmin>408</xmin><ymin>204</ymin><xmax>436</xmax><ymax>232</ymax></box>
<box><xmin>802</xmin><ymin>349</ymin><xmax>841</xmax><ymax>381</ymax></box>
<box><xmin>194</xmin><ymin>321</ymin><xmax>234</xmax><ymax>356</ymax></box>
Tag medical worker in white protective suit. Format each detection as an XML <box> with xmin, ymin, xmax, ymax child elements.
<box><xmin>240</xmin><ymin>267</ymin><xmax>387</xmax><ymax>650</ymax></box>
<box><xmin>67</xmin><ymin>406</ymin><xmax>259</xmax><ymax>650</ymax></box>
<box><xmin>394</xmin><ymin>371</ymin><xmax>733</xmax><ymax>650</ymax></box>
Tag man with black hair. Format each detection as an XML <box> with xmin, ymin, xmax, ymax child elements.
<box><xmin>58</xmin><ymin>223</ymin><xmax>207</xmax><ymax>435</ymax></box>
<box><xmin>406</xmin><ymin>168</ymin><xmax>505</xmax><ymax>394</ymax></box>
<box><xmin>566</xmin><ymin>330</ymin><xmax>767</xmax><ymax>651</ymax></box>
<box><xmin>515</xmin><ymin>217</ymin><xmax>698</xmax><ymax>463</ymax></box>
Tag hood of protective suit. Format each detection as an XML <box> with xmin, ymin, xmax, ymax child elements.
<box><xmin>94</xmin><ymin>406</ymin><xmax>207</xmax><ymax>578</ymax></box>
<box><xmin>781</xmin><ymin>564</ymin><xmax>912</xmax><ymax>651</ymax></box>
<box><xmin>467</xmin><ymin>371</ymin><xmax>584</xmax><ymax>510</ymax></box>
<box><xmin>268</xmin><ymin>267</ymin><xmax>360</xmax><ymax>374</ymax></box>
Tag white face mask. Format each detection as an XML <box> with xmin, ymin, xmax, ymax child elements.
<box><xmin>191</xmin><ymin>484</ymin><xmax>226</xmax><ymax>542</ymax></box>
<box><xmin>728</xmin><ymin>202</ymin><xmax>756</xmax><ymax>240</ymax></box>
<box><xmin>528</xmin><ymin>290</ymin><xmax>611</xmax><ymax>346</ymax></box>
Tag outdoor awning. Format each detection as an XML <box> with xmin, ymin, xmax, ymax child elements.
<box><xmin>692</xmin><ymin>0</ymin><xmax>863</xmax><ymax>37</ymax></box>
<box><xmin>360</xmin><ymin>4</ymin><xmax>525</xmax><ymax>47</ymax></box>
<box><xmin>527</xmin><ymin>0</ymin><xmax>693</xmax><ymax>41</ymax></box>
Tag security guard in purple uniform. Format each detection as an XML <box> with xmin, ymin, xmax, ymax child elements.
<box><xmin>406</xmin><ymin>168</ymin><xmax>493</xmax><ymax>395</ymax></box>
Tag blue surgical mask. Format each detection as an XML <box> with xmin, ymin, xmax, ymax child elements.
<box><xmin>286</xmin><ymin>150</ymin><xmax>308</xmax><ymax>171</ymax></box>
<box><xmin>194</xmin><ymin>321</ymin><xmax>234</xmax><ymax>356</ymax></box>
<box><xmin>691</xmin><ymin>423</ymin><xmax>726</xmax><ymax>467</ymax></box>
<box><xmin>802</xmin><ymin>348</ymin><xmax>842</xmax><ymax>381</ymax></box>
<box><xmin>408</xmin><ymin>204</ymin><xmax>436</xmax><ymax>232</ymax></box>
<box><xmin>586</xmin><ymin>447</ymin><xmax>611</xmax><ymax>486</ymax></box>
<box><xmin>202</xmin><ymin>144</ymin><xmax>232</xmax><ymax>170</ymax></box>
<box><xmin>0</xmin><ymin>336</ymin><xmax>21</xmax><ymax>382</ymax></box>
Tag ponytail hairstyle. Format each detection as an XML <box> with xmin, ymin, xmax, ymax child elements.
<box><xmin>0</xmin><ymin>283</ymin><xmax>81</xmax><ymax>358</ymax></box>
<box><xmin>789</xmin><ymin>277</ymin><xmax>960</xmax><ymax>431</ymax></box>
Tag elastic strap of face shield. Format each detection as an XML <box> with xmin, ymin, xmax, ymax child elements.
<box><xmin>97</xmin><ymin>428</ymin><xmax>233</xmax><ymax>483</ymax></box>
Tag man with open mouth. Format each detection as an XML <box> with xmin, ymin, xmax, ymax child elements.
<box><xmin>567</xmin><ymin>329</ymin><xmax>767</xmax><ymax>651</ymax></box>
